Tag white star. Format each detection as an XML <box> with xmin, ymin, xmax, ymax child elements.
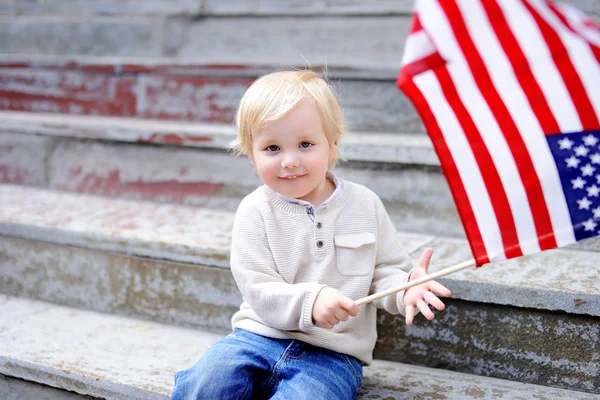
<box><xmin>597</xmin><ymin>175</ymin><xmax>600</xmax><ymax>184</ymax></box>
<box><xmin>578</xmin><ymin>197</ymin><xmax>592</xmax><ymax>210</ymax></box>
<box><xmin>558</xmin><ymin>137</ymin><xmax>574</xmax><ymax>150</ymax></box>
<box><xmin>587</xmin><ymin>185</ymin><xmax>600</xmax><ymax>197</ymax></box>
<box><xmin>575</xmin><ymin>145</ymin><xmax>589</xmax><ymax>157</ymax></box>
<box><xmin>566</xmin><ymin>156</ymin><xmax>580</xmax><ymax>168</ymax></box>
<box><xmin>572</xmin><ymin>176</ymin><xmax>586</xmax><ymax>189</ymax></box>
<box><xmin>581</xmin><ymin>163</ymin><xmax>596</xmax><ymax>176</ymax></box>
<box><xmin>583</xmin><ymin>134</ymin><xmax>599</xmax><ymax>147</ymax></box>
<box><xmin>593</xmin><ymin>207</ymin><xmax>600</xmax><ymax>219</ymax></box>
<box><xmin>590</xmin><ymin>153</ymin><xmax>600</xmax><ymax>164</ymax></box>
<box><xmin>582</xmin><ymin>218</ymin><xmax>598</xmax><ymax>231</ymax></box>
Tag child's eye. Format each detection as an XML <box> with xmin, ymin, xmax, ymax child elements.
<box><xmin>299</xmin><ymin>142</ymin><xmax>312</xmax><ymax>148</ymax></box>
<box><xmin>266</xmin><ymin>145</ymin><xmax>280</xmax><ymax>152</ymax></box>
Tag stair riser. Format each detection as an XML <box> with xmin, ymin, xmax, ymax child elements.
<box><xmin>376</xmin><ymin>299</ymin><xmax>600</xmax><ymax>394</ymax></box>
<box><xmin>0</xmin><ymin>16</ymin><xmax>410</xmax><ymax>64</ymax></box>
<box><xmin>0</xmin><ymin>134</ymin><xmax>54</xmax><ymax>186</ymax></box>
<box><xmin>0</xmin><ymin>359</ymin><xmax>164</xmax><ymax>400</ymax></box>
<box><xmin>1</xmin><ymin>236</ymin><xmax>598</xmax><ymax>394</ymax></box>
<box><xmin>0</xmin><ymin>1</ymin><xmax>414</xmax><ymax>16</ymax></box>
<box><xmin>0</xmin><ymin>1</ymin><xmax>597</xmax><ymax>17</ymax></box>
<box><xmin>0</xmin><ymin>65</ymin><xmax>422</xmax><ymax>133</ymax></box>
<box><xmin>0</xmin><ymin>236</ymin><xmax>240</xmax><ymax>332</ymax></box>
<box><xmin>0</xmin><ymin>374</ymin><xmax>94</xmax><ymax>400</ymax></box>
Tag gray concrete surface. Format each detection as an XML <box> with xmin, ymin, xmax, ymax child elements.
<box><xmin>0</xmin><ymin>0</ymin><xmax>596</xmax><ymax>17</ymax></box>
<box><xmin>0</xmin><ymin>111</ymin><xmax>436</xmax><ymax>164</ymax></box>
<box><xmin>0</xmin><ymin>236</ymin><xmax>242</xmax><ymax>332</ymax></box>
<box><xmin>0</xmin><ymin>295</ymin><xmax>597</xmax><ymax>400</ymax></box>
<box><xmin>0</xmin><ymin>132</ymin><xmax>54</xmax><ymax>186</ymax></box>
<box><xmin>375</xmin><ymin>299</ymin><xmax>600</xmax><ymax>394</ymax></box>
<box><xmin>0</xmin><ymin>17</ymin><xmax>163</xmax><ymax>57</ymax></box>
<box><xmin>0</xmin><ymin>0</ymin><xmax>415</xmax><ymax>16</ymax></box>
<box><xmin>0</xmin><ymin>375</ymin><xmax>95</xmax><ymax>400</ymax></box>
<box><xmin>163</xmin><ymin>16</ymin><xmax>412</xmax><ymax>69</ymax></box>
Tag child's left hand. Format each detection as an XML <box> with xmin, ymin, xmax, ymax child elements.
<box><xmin>403</xmin><ymin>248</ymin><xmax>452</xmax><ymax>325</ymax></box>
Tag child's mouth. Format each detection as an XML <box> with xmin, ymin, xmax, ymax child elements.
<box><xmin>280</xmin><ymin>174</ymin><xmax>305</xmax><ymax>180</ymax></box>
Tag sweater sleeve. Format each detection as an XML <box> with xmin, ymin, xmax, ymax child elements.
<box><xmin>370</xmin><ymin>196</ymin><xmax>414</xmax><ymax>316</ymax></box>
<box><xmin>230</xmin><ymin>197</ymin><xmax>325</xmax><ymax>332</ymax></box>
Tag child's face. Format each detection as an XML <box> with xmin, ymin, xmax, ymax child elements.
<box><xmin>251</xmin><ymin>97</ymin><xmax>337</xmax><ymax>204</ymax></box>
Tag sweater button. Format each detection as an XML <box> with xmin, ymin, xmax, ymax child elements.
<box><xmin>316</xmin><ymin>222</ymin><xmax>322</xmax><ymax>229</ymax></box>
<box><xmin>316</xmin><ymin>240</ymin><xmax>324</xmax><ymax>248</ymax></box>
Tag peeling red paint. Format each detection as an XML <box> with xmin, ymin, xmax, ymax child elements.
<box><xmin>204</xmin><ymin>64</ymin><xmax>253</xmax><ymax>70</ymax></box>
<box><xmin>138</xmin><ymin>134</ymin><xmax>213</xmax><ymax>145</ymax></box>
<box><xmin>0</xmin><ymin>62</ymin><xmax>32</xmax><ymax>68</ymax></box>
<box><xmin>122</xmin><ymin>65</ymin><xmax>155</xmax><ymax>74</ymax></box>
<box><xmin>187</xmin><ymin>136</ymin><xmax>213</xmax><ymax>143</ymax></box>
<box><xmin>69</xmin><ymin>166</ymin><xmax>83</xmax><ymax>177</ymax></box>
<box><xmin>80</xmin><ymin>65</ymin><xmax>119</xmax><ymax>74</ymax></box>
<box><xmin>139</xmin><ymin>75</ymin><xmax>252</xmax><ymax>123</ymax></box>
<box><xmin>0</xmin><ymin>67</ymin><xmax>256</xmax><ymax>123</ymax></box>
<box><xmin>0</xmin><ymin>166</ymin><xmax>26</xmax><ymax>184</ymax></box>
<box><xmin>0</xmin><ymin>59</ymin><xmax>272</xmax><ymax>73</ymax></box>
<box><xmin>66</xmin><ymin>170</ymin><xmax>224</xmax><ymax>201</ymax></box>
<box><xmin>0</xmin><ymin>70</ymin><xmax>137</xmax><ymax>116</ymax></box>
<box><xmin>139</xmin><ymin>134</ymin><xmax>182</xmax><ymax>145</ymax></box>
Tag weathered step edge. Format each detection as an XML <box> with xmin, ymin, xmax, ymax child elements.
<box><xmin>1</xmin><ymin>0</ymin><xmax>598</xmax><ymax>17</ymax></box>
<box><xmin>0</xmin><ymin>54</ymin><xmax>401</xmax><ymax>79</ymax></box>
<box><xmin>1</xmin><ymin>184</ymin><xmax>598</xmax><ymax>317</ymax></box>
<box><xmin>1</xmin><ymin>295</ymin><xmax>598</xmax><ymax>400</ymax></box>
<box><xmin>0</xmin><ymin>110</ymin><xmax>438</xmax><ymax>166</ymax></box>
<box><xmin>0</xmin><ymin>358</ymin><xmax>158</xmax><ymax>400</ymax></box>
<box><xmin>0</xmin><ymin>0</ymin><xmax>415</xmax><ymax>17</ymax></box>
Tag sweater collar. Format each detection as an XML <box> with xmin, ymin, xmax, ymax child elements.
<box><xmin>263</xmin><ymin>171</ymin><xmax>349</xmax><ymax>214</ymax></box>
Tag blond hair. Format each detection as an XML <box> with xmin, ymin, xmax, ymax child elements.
<box><xmin>232</xmin><ymin>70</ymin><xmax>346</xmax><ymax>169</ymax></box>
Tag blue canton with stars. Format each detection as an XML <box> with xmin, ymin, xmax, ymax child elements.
<box><xmin>547</xmin><ymin>130</ymin><xmax>600</xmax><ymax>242</ymax></box>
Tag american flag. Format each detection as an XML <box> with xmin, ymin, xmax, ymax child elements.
<box><xmin>397</xmin><ymin>0</ymin><xmax>600</xmax><ymax>265</ymax></box>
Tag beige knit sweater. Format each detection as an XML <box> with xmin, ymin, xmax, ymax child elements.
<box><xmin>230</xmin><ymin>179</ymin><xmax>413</xmax><ymax>365</ymax></box>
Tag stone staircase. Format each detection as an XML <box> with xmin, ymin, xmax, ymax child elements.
<box><xmin>1</xmin><ymin>1</ymin><xmax>599</xmax><ymax>399</ymax></box>
<box><xmin>1</xmin><ymin>184</ymin><xmax>599</xmax><ymax>399</ymax></box>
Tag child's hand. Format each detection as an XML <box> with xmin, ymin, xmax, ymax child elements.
<box><xmin>312</xmin><ymin>287</ymin><xmax>359</xmax><ymax>329</ymax></box>
<box><xmin>403</xmin><ymin>248</ymin><xmax>452</xmax><ymax>326</ymax></box>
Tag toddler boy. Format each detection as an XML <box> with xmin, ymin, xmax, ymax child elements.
<box><xmin>172</xmin><ymin>70</ymin><xmax>451</xmax><ymax>399</ymax></box>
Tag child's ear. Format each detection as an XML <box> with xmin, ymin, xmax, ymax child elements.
<box><xmin>329</xmin><ymin>140</ymin><xmax>339</xmax><ymax>160</ymax></box>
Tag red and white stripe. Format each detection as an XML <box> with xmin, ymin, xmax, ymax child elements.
<box><xmin>398</xmin><ymin>0</ymin><xmax>600</xmax><ymax>265</ymax></box>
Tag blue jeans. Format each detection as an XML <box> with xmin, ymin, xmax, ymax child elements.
<box><xmin>172</xmin><ymin>329</ymin><xmax>363</xmax><ymax>399</ymax></box>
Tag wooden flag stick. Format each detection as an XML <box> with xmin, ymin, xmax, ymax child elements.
<box><xmin>355</xmin><ymin>259</ymin><xmax>477</xmax><ymax>306</ymax></box>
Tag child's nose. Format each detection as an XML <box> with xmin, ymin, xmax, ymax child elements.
<box><xmin>281</xmin><ymin>153</ymin><xmax>300</xmax><ymax>169</ymax></box>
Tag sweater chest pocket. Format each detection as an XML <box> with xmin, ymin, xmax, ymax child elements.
<box><xmin>334</xmin><ymin>233</ymin><xmax>376</xmax><ymax>276</ymax></box>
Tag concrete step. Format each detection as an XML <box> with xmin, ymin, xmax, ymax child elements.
<box><xmin>1</xmin><ymin>0</ymin><xmax>598</xmax><ymax>17</ymax></box>
<box><xmin>0</xmin><ymin>111</ymin><xmax>460</xmax><ymax>237</ymax></box>
<box><xmin>0</xmin><ymin>375</ymin><xmax>92</xmax><ymax>400</ymax></box>
<box><xmin>0</xmin><ymin>57</ymin><xmax>420</xmax><ymax>133</ymax></box>
<box><xmin>1</xmin><ymin>294</ymin><xmax>597</xmax><ymax>400</ymax></box>
<box><xmin>0</xmin><ymin>184</ymin><xmax>598</xmax><ymax>393</ymax></box>
<box><xmin>1</xmin><ymin>3</ymin><xmax>597</xmax><ymax>129</ymax></box>
<box><xmin>0</xmin><ymin>110</ymin><xmax>435</xmax><ymax>163</ymax></box>
<box><xmin>0</xmin><ymin>0</ymin><xmax>417</xmax><ymax>17</ymax></box>
<box><xmin>0</xmin><ymin>16</ymin><xmax>414</xmax><ymax>67</ymax></box>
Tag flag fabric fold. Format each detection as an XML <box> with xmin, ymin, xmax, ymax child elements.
<box><xmin>398</xmin><ymin>0</ymin><xmax>600</xmax><ymax>265</ymax></box>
